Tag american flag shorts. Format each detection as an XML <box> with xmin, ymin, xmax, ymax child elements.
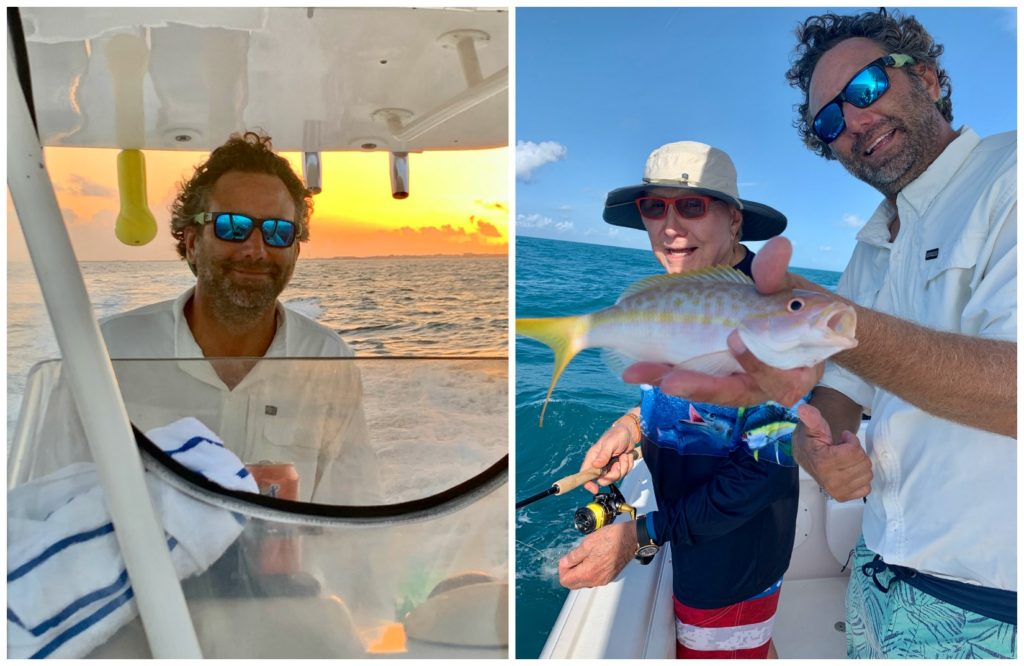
<box><xmin>673</xmin><ymin>578</ymin><xmax>783</xmax><ymax>659</ymax></box>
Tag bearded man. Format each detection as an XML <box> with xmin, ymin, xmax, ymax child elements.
<box><xmin>100</xmin><ymin>131</ymin><xmax>379</xmax><ymax>504</ymax></box>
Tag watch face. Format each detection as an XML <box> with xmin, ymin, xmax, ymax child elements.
<box><xmin>637</xmin><ymin>544</ymin><xmax>658</xmax><ymax>558</ymax></box>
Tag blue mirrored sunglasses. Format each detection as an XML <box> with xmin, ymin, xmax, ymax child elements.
<box><xmin>193</xmin><ymin>212</ymin><xmax>297</xmax><ymax>248</ymax></box>
<box><xmin>812</xmin><ymin>54</ymin><xmax>915</xmax><ymax>145</ymax></box>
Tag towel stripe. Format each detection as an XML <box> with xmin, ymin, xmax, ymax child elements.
<box><xmin>8</xmin><ymin>607</ymin><xmax>26</xmax><ymax>629</ymax></box>
<box><xmin>164</xmin><ymin>435</ymin><xmax>223</xmax><ymax>456</ymax></box>
<box><xmin>30</xmin><ymin>570</ymin><xmax>130</xmax><ymax>636</ymax></box>
<box><xmin>8</xmin><ymin>523</ymin><xmax>115</xmax><ymax>582</ymax></box>
<box><xmin>28</xmin><ymin>535</ymin><xmax>179</xmax><ymax>658</ymax></box>
<box><xmin>31</xmin><ymin>585</ymin><xmax>136</xmax><ymax>659</ymax></box>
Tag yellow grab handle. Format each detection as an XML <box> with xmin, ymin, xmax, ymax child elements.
<box><xmin>114</xmin><ymin>149</ymin><xmax>157</xmax><ymax>246</ymax></box>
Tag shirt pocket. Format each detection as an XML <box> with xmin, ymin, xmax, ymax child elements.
<box><xmin>918</xmin><ymin>232</ymin><xmax>982</xmax><ymax>330</ymax></box>
<box><xmin>252</xmin><ymin>402</ymin><xmax>325</xmax><ymax>499</ymax></box>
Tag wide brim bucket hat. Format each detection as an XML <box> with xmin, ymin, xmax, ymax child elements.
<box><xmin>603</xmin><ymin>141</ymin><xmax>787</xmax><ymax>241</ymax></box>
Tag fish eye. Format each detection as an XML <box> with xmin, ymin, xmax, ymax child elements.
<box><xmin>787</xmin><ymin>298</ymin><xmax>804</xmax><ymax>313</ymax></box>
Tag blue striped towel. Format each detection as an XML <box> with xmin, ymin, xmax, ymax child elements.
<box><xmin>7</xmin><ymin>417</ymin><xmax>258</xmax><ymax>658</ymax></box>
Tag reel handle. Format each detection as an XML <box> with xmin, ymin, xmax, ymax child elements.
<box><xmin>552</xmin><ymin>446</ymin><xmax>642</xmax><ymax>495</ymax></box>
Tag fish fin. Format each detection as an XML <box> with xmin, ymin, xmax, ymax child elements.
<box><xmin>675</xmin><ymin>350</ymin><xmax>743</xmax><ymax>376</ymax></box>
<box><xmin>600</xmin><ymin>348</ymin><xmax>636</xmax><ymax>378</ymax></box>
<box><xmin>616</xmin><ymin>265</ymin><xmax>752</xmax><ymax>303</ymax></box>
<box><xmin>517</xmin><ymin>315</ymin><xmax>589</xmax><ymax>426</ymax></box>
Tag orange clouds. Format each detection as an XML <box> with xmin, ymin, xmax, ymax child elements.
<box><xmin>8</xmin><ymin>146</ymin><xmax>507</xmax><ymax>261</ymax></box>
<box><xmin>303</xmin><ymin>214</ymin><xmax>506</xmax><ymax>258</ymax></box>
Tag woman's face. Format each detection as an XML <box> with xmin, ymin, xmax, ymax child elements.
<box><xmin>639</xmin><ymin>187</ymin><xmax>742</xmax><ymax>274</ymax></box>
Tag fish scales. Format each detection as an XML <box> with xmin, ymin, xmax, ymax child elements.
<box><xmin>517</xmin><ymin>265</ymin><xmax>857</xmax><ymax>425</ymax></box>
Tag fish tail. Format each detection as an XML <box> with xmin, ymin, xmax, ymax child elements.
<box><xmin>516</xmin><ymin>315</ymin><xmax>589</xmax><ymax>426</ymax></box>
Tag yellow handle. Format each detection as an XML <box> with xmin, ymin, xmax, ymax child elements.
<box><xmin>114</xmin><ymin>149</ymin><xmax>157</xmax><ymax>246</ymax></box>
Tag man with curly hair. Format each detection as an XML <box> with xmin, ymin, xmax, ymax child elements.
<box><xmin>626</xmin><ymin>7</ymin><xmax>1015</xmax><ymax>659</ymax></box>
<box><xmin>781</xmin><ymin>9</ymin><xmax>1015</xmax><ymax>659</ymax></box>
<box><xmin>99</xmin><ymin>131</ymin><xmax>380</xmax><ymax>504</ymax></box>
<box><xmin>110</xmin><ymin>131</ymin><xmax>323</xmax><ymax>364</ymax></box>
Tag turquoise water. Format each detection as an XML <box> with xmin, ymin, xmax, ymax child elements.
<box><xmin>514</xmin><ymin>235</ymin><xmax>840</xmax><ymax>657</ymax></box>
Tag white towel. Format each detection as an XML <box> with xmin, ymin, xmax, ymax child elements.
<box><xmin>7</xmin><ymin>417</ymin><xmax>258</xmax><ymax>659</ymax></box>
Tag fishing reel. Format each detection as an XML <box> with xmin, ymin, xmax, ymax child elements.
<box><xmin>573</xmin><ymin>483</ymin><xmax>636</xmax><ymax>535</ymax></box>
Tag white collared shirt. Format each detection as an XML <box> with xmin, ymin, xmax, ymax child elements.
<box><xmin>100</xmin><ymin>287</ymin><xmax>353</xmax><ymax>359</ymax></box>
<box><xmin>819</xmin><ymin>127</ymin><xmax>1016</xmax><ymax>591</ymax></box>
<box><xmin>96</xmin><ymin>288</ymin><xmax>380</xmax><ymax>504</ymax></box>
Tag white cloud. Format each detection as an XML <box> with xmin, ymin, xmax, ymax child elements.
<box><xmin>607</xmin><ymin>227</ymin><xmax>620</xmax><ymax>237</ymax></box>
<box><xmin>818</xmin><ymin>245</ymin><xmax>833</xmax><ymax>253</ymax></box>
<box><xmin>517</xmin><ymin>212</ymin><xmax>574</xmax><ymax>232</ymax></box>
<box><xmin>516</xmin><ymin>140</ymin><xmax>567</xmax><ymax>181</ymax></box>
<box><xmin>841</xmin><ymin>213</ymin><xmax>864</xmax><ymax>228</ymax></box>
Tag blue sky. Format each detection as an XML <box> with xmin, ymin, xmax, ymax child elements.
<box><xmin>515</xmin><ymin>7</ymin><xmax>1017</xmax><ymax>272</ymax></box>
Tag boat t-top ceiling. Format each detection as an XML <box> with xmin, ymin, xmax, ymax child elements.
<box><xmin>18</xmin><ymin>7</ymin><xmax>508</xmax><ymax>153</ymax></box>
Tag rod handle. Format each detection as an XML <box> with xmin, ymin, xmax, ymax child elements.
<box><xmin>552</xmin><ymin>447</ymin><xmax>642</xmax><ymax>495</ymax></box>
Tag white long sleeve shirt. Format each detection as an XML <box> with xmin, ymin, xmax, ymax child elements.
<box><xmin>819</xmin><ymin>127</ymin><xmax>1016</xmax><ymax>591</ymax></box>
<box><xmin>94</xmin><ymin>288</ymin><xmax>381</xmax><ymax>504</ymax></box>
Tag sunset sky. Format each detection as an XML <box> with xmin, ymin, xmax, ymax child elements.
<box><xmin>8</xmin><ymin>146</ymin><xmax>508</xmax><ymax>262</ymax></box>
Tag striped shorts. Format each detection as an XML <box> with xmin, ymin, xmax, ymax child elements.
<box><xmin>673</xmin><ymin>579</ymin><xmax>782</xmax><ymax>659</ymax></box>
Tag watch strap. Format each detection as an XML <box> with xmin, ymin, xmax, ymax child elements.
<box><xmin>635</xmin><ymin>513</ymin><xmax>658</xmax><ymax>564</ymax></box>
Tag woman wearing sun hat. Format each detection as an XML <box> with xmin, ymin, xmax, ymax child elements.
<box><xmin>557</xmin><ymin>141</ymin><xmax>799</xmax><ymax>659</ymax></box>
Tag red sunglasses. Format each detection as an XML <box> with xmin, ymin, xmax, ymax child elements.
<box><xmin>635</xmin><ymin>195</ymin><xmax>714</xmax><ymax>221</ymax></box>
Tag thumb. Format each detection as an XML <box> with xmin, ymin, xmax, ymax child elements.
<box><xmin>837</xmin><ymin>429</ymin><xmax>862</xmax><ymax>448</ymax></box>
<box><xmin>751</xmin><ymin>237</ymin><xmax>793</xmax><ymax>295</ymax></box>
<box><xmin>797</xmin><ymin>404</ymin><xmax>833</xmax><ymax>446</ymax></box>
<box><xmin>561</xmin><ymin>544</ymin><xmax>586</xmax><ymax>567</ymax></box>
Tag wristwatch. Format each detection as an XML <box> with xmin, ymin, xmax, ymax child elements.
<box><xmin>634</xmin><ymin>513</ymin><xmax>659</xmax><ymax>565</ymax></box>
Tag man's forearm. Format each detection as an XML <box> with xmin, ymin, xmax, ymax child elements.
<box><xmin>807</xmin><ymin>387</ymin><xmax>864</xmax><ymax>444</ymax></box>
<box><xmin>834</xmin><ymin>306</ymin><xmax>1016</xmax><ymax>437</ymax></box>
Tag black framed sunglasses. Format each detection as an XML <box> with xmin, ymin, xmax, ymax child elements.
<box><xmin>812</xmin><ymin>53</ymin><xmax>915</xmax><ymax>144</ymax></box>
<box><xmin>194</xmin><ymin>212</ymin><xmax>298</xmax><ymax>248</ymax></box>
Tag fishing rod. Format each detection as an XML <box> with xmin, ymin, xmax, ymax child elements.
<box><xmin>515</xmin><ymin>446</ymin><xmax>642</xmax><ymax>510</ymax></box>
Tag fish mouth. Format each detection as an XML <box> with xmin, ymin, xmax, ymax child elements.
<box><xmin>824</xmin><ymin>305</ymin><xmax>857</xmax><ymax>344</ymax></box>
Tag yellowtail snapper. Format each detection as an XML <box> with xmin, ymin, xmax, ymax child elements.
<box><xmin>517</xmin><ymin>265</ymin><xmax>857</xmax><ymax>425</ymax></box>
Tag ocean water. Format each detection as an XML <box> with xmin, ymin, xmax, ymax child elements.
<box><xmin>514</xmin><ymin>235</ymin><xmax>840</xmax><ymax>657</ymax></box>
<box><xmin>7</xmin><ymin>255</ymin><xmax>508</xmax><ymax>441</ymax></box>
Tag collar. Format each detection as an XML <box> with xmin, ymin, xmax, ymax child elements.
<box><xmin>855</xmin><ymin>126</ymin><xmax>980</xmax><ymax>247</ymax></box>
<box><xmin>897</xmin><ymin>126</ymin><xmax>980</xmax><ymax>220</ymax></box>
<box><xmin>172</xmin><ymin>286</ymin><xmax>287</xmax><ymax>358</ymax></box>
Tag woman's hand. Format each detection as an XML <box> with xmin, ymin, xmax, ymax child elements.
<box><xmin>581</xmin><ymin>411</ymin><xmax>641</xmax><ymax>493</ymax></box>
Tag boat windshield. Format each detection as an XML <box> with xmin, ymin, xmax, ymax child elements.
<box><xmin>8</xmin><ymin>357</ymin><xmax>508</xmax><ymax>658</ymax></box>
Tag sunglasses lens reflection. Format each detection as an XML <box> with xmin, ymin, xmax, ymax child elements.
<box><xmin>215</xmin><ymin>214</ymin><xmax>255</xmax><ymax>241</ymax></box>
<box><xmin>846</xmin><ymin>65</ymin><xmax>888</xmax><ymax>107</ymax></box>
<box><xmin>814</xmin><ymin>103</ymin><xmax>845</xmax><ymax>143</ymax></box>
<box><xmin>814</xmin><ymin>61</ymin><xmax>891</xmax><ymax>144</ymax></box>
<box><xmin>212</xmin><ymin>214</ymin><xmax>296</xmax><ymax>247</ymax></box>
<box><xmin>262</xmin><ymin>220</ymin><xmax>296</xmax><ymax>247</ymax></box>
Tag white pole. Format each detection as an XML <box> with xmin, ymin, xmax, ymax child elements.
<box><xmin>7</xmin><ymin>53</ymin><xmax>203</xmax><ymax>658</ymax></box>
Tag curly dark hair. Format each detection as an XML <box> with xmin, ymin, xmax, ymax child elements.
<box><xmin>785</xmin><ymin>8</ymin><xmax>953</xmax><ymax>159</ymax></box>
<box><xmin>169</xmin><ymin>130</ymin><xmax>313</xmax><ymax>261</ymax></box>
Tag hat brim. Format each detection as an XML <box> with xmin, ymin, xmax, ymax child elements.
<box><xmin>602</xmin><ymin>184</ymin><xmax>787</xmax><ymax>242</ymax></box>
